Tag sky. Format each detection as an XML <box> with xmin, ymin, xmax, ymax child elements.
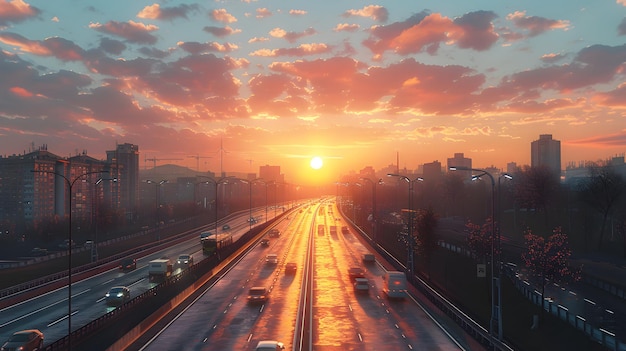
<box><xmin>1</xmin><ymin>0</ymin><xmax>626</xmax><ymax>186</ymax></box>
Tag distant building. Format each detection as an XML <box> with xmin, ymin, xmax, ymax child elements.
<box><xmin>0</xmin><ymin>145</ymin><xmax>121</xmax><ymax>226</ymax></box>
<box><xmin>531</xmin><ymin>134</ymin><xmax>561</xmax><ymax>177</ymax></box>
<box><xmin>107</xmin><ymin>143</ymin><xmax>139</xmax><ymax>219</ymax></box>
<box><xmin>447</xmin><ymin>153</ymin><xmax>472</xmax><ymax>179</ymax></box>
<box><xmin>422</xmin><ymin>160</ymin><xmax>442</xmax><ymax>183</ymax></box>
<box><xmin>259</xmin><ymin>165</ymin><xmax>284</xmax><ymax>184</ymax></box>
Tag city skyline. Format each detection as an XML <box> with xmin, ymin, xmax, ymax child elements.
<box><xmin>1</xmin><ymin>1</ymin><xmax>626</xmax><ymax>186</ymax></box>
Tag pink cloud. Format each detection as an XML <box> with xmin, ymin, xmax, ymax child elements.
<box><xmin>137</xmin><ymin>3</ymin><xmax>198</xmax><ymax>20</ymax></box>
<box><xmin>177</xmin><ymin>41</ymin><xmax>238</xmax><ymax>54</ymax></box>
<box><xmin>364</xmin><ymin>11</ymin><xmax>498</xmax><ymax>57</ymax></box>
<box><xmin>203</xmin><ymin>25</ymin><xmax>241</xmax><ymax>37</ymax></box>
<box><xmin>90</xmin><ymin>20</ymin><xmax>159</xmax><ymax>44</ymax></box>
<box><xmin>0</xmin><ymin>0</ymin><xmax>40</xmax><ymax>26</ymax></box>
<box><xmin>250</xmin><ymin>43</ymin><xmax>332</xmax><ymax>57</ymax></box>
<box><xmin>269</xmin><ymin>27</ymin><xmax>316</xmax><ymax>43</ymax></box>
<box><xmin>334</xmin><ymin>23</ymin><xmax>360</xmax><ymax>32</ymax></box>
<box><xmin>211</xmin><ymin>9</ymin><xmax>237</xmax><ymax>23</ymax></box>
<box><xmin>507</xmin><ymin>11</ymin><xmax>570</xmax><ymax>37</ymax></box>
<box><xmin>256</xmin><ymin>8</ymin><xmax>271</xmax><ymax>19</ymax></box>
<box><xmin>343</xmin><ymin>5</ymin><xmax>388</xmax><ymax>23</ymax></box>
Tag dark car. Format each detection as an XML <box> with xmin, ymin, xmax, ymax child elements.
<box><xmin>247</xmin><ymin>287</ymin><xmax>268</xmax><ymax>304</ymax></box>
<box><xmin>260</xmin><ymin>239</ymin><xmax>270</xmax><ymax>246</ymax></box>
<box><xmin>1</xmin><ymin>329</ymin><xmax>44</xmax><ymax>351</ymax></box>
<box><xmin>348</xmin><ymin>267</ymin><xmax>365</xmax><ymax>281</ymax></box>
<box><xmin>268</xmin><ymin>228</ymin><xmax>280</xmax><ymax>237</ymax></box>
<box><xmin>105</xmin><ymin>286</ymin><xmax>131</xmax><ymax>306</ymax></box>
<box><xmin>285</xmin><ymin>262</ymin><xmax>297</xmax><ymax>275</ymax></box>
<box><xmin>119</xmin><ymin>258</ymin><xmax>137</xmax><ymax>271</ymax></box>
<box><xmin>30</xmin><ymin>247</ymin><xmax>48</xmax><ymax>257</ymax></box>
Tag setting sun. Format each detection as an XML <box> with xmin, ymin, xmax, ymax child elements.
<box><xmin>310</xmin><ymin>156</ymin><xmax>323</xmax><ymax>170</ymax></box>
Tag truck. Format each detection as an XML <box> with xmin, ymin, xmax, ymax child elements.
<box><xmin>382</xmin><ymin>271</ymin><xmax>407</xmax><ymax>299</ymax></box>
<box><xmin>148</xmin><ymin>259</ymin><xmax>173</xmax><ymax>283</ymax></box>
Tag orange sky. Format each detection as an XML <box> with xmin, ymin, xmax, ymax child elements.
<box><xmin>1</xmin><ymin>1</ymin><xmax>626</xmax><ymax>185</ymax></box>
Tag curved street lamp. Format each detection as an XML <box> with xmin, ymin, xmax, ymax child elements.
<box><xmin>386</xmin><ymin>174</ymin><xmax>423</xmax><ymax>280</ymax></box>
<box><xmin>30</xmin><ymin>169</ymin><xmax>109</xmax><ymax>349</ymax></box>
<box><xmin>196</xmin><ymin>176</ymin><xmax>231</xmax><ymax>235</ymax></box>
<box><xmin>449</xmin><ymin>166</ymin><xmax>511</xmax><ymax>341</ymax></box>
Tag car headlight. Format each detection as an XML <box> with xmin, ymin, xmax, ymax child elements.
<box><xmin>116</xmin><ymin>292</ymin><xmax>124</xmax><ymax>297</ymax></box>
<box><xmin>105</xmin><ymin>293</ymin><xmax>110</xmax><ymax>298</ymax></box>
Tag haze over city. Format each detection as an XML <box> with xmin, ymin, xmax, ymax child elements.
<box><xmin>1</xmin><ymin>1</ymin><xmax>626</xmax><ymax>185</ymax></box>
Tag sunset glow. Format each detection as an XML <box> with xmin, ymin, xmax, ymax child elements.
<box><xmin>0</xmin><ymin>1</ymin><xmax>625</xmax><ymax>185</ymax></box>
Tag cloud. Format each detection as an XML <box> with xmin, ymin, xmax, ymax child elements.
<box><xmin>334</xmin><ymin>23</ymin><xmax>360</xmax><ymax>32</ymax></box>
<box><xmin>250</xmin><ymin>43</ymin><xmax>331</xmax><ymax>57</ymax></box>
<box><xmin>269</xmin><ymin>27</ymin><xmax>316</xmax><ymax>43</ymax></box>
<box><xmin>506</xmin><ymin>11</ymin><xmax>570</xmax><ymax>37</ymax></box>
<box><xmin>289</xmin><ymin>9</ymin><xmax>306</xmax><ymax>16</ymax></box>
<box><xmin>0</xmin><ymin>33</ymin><xmax>85</xmax><ymax>61</ymax></box>
<box><xmin>0</xmin><ymin>0</ymin><xmax>40</xmax><ymax>26</ymax></box>
<box><xmin>99</xmin><ymin>37</ymin><xmax>126</xmax><ymax>55</ymax></box>
<box><xmin>210</xmin><ymin>9</ymin><xmax>237</xmax><ymax>23</ymax></box>
<box><xmin>343</xmin><ymin>5</ymin><xmax>388</xmax><ymax>23</ymax></box>
<box><xmin>177</xmin><ymin>41</ymin><xmax>238</xmax><ymax>54</ymax></box>
<box><xmin>618</xmin><ymin>17</ymin><xmax>626</xmax><ymax>36</ymax></box>
<box><xmin>363</xmin><ymin>10</ymin><xmax>498</xmax><ymax>57</ymax></box>
<box><xmin>203</xmin><ymin>25</ymin><xmax>241</xmax><ymax>37</ymax></box>
<box><xmin>90</xmin><ymin>20</ymin><xmax>159</xmax><ymax>44</ymax></box>
<box><xmin>137</xmin><ymin>3</ymin><xmax>199</xmax><ymax>20</ymax></box>
<box><xmin>566</xmin><ymin>131</ymin><xmax>626</xmax><ymax>147</ymax></box>
<box><xmin>256</xmin><ymin>8</ymin><xmax>271</xmax><ymax>19</ymax></box>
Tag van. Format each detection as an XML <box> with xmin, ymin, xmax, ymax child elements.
<box><xmin>382</xmin><ymin>271</ymin><xmax>407</xmax><ymax>299</ymax></box>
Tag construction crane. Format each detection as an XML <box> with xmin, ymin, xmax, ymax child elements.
<box><xmin>188</xmin><ymin>154</ymin><xmax>212</xmax><ymax>171</ymax></box>
<box><xmin>144</xmin><ymin>157</ymin><xmax>183</xmax><ymax>170</ymax></box>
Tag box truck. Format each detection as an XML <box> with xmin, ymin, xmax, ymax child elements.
<box><xmin>383</xmin><ymin>271</ymin><xmax>407</xmax><ymax>299</ymax></box>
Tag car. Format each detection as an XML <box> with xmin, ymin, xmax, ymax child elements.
<box><xmin>1</xmin><ymin>329</ymin><xmax>44</xmax><ymax>351</ymax></box>
<box><xmin>29</xmin><ymin>247</ymin><xmax>48</xmax><ymax>257</ymax></box>
<box><xmin>58</xmin><ymin>239</ymin><xmax>76</xmax><ymax>250</ymax></box>
<box><xmin>248</xmin><ymin>217</ymin><xmax>257</xmax><ymax>223</ymax></box>
<box><xmin>176</xmin><ymin>254</ymin><xmax>193</xmax><ymax>267</ymax></box>
<box><xmin>268</xmin><ymin>228</ymin><xmax>280</xmax><ymax>237</ymax></box>
<box><xmin>362</xmin><ymin>253</ymin><xmax>375</xmax><ymax>263</ymax></box>
<box><xmin>348</xmin><ymin>267</ymin><xmax>365</xmax><ymax>281</ymax></box>
<box><xmin>285</xmin><ymin>262</ymin><xmax>297</xmax><ymax>275</ymax></box>
<box><xmin>83</xmin><ymin>240</ymin><xmax>94</xmax><ymax>249</ymax></box>
<box><xmin>255</xmin><ymin>340</ymin><xmax>285</xmax><ymax>351</ymax></box>
<box><xmin>119</xmin><ymin>258</ymin><xmax>137</xmax><ymax>271</ymax></box>
<box><xmin>105</xmin><ymin>286</ymin><xmax>131</xmax><ymax>306</ymax></box>
<box><xmin>260</xmin><ymin>238</ymin><xmax>270</xmax><ymax>246</ymax></box>
<box><xmin>222</xmin><ymin>224</ymin><xmax>231</xmax><ymax>231</ymax></box>
<box><xmin>247</xmin><ymin>287</ymin><xmax>268</xmax><ymax>304</ymax></box>
<box><xmin>353</xmin><ymin>278</ymin><xmax>370</xmax><ymax>293</ymax></box>
<box><xmin>266</xmin><ymin>254</ymin><xmax>278</xmax><ymax>264</ymax></box>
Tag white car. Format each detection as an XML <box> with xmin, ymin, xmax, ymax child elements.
<box><xmin>255</xmin><ymin>340</ymin><xmax>285</xmax><ymax>351</ymax></box>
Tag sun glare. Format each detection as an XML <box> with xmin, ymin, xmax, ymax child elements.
<box><xmin>310</xmin><ymin>156</ymin><xmax>323</xmax><ymax>170</ymax></box>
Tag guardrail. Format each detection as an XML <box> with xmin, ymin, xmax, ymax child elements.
<box><xmin>340</xmin><ymin>210</ymin><xmax>515</xmax><ymax>351</ymax></box>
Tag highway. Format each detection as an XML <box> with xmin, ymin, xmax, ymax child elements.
<box><xmin>0</xmin><ymin>208</ymin><xmax>270</xmax><ymax>346</ymax></box>
<box><xmin>135</xmin><ymin>200</ymin><xmax>470</xmax><ymax>351</ymax></box>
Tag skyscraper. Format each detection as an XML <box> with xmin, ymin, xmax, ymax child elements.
<box><xmin>531</xmin><ymin>134</ymin><xmax>561</xmax><ymax>177</ymax></box>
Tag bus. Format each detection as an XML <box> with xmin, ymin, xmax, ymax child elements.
<box><xmin>202</xmin><ymin>232</ymin><xmax>233</xmax><ymax>256</ymax></box>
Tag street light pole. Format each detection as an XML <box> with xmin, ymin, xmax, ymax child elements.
<box><xmin>386</xmin><ymin>174</ymin><xmax>423</xmax><ymax>280</ymax></box>
<box><xmin>31</xmin><ymin>169</ymin><xmax>108</xmax><ymax>349</ymax></box>
<box><xmin>359</xmin><ymin>178</ymin><xmax>381</xmax><ymax>243</ymax></box>
<box><xmin>450</xmin><ymin>166</ymin><xmax>504</xmax><ymax>341</ymax></box>
<box><xmin>93</xmin><ymin>177</ymin><xmax>117</xmax><ymax>262</ymax></box>
<box><xmin>146</xmin><ymin>179</ymin><xmax>168</xmax><ymax>242</ymax></box>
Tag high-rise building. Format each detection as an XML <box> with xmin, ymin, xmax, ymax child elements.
<box><xmin>447</xmin><ymin>153</ymin><xmax>472</xmax><ymax>179</ymax></box>
<box><xmin>531</xmin><ymin>134</ymin><xmax>561</xmax><ymax>177</ymax></box>
<box><xmin>107</xmin><ymin>143</ymin><xmax>139</xmax><ymax>219</ymax></box>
